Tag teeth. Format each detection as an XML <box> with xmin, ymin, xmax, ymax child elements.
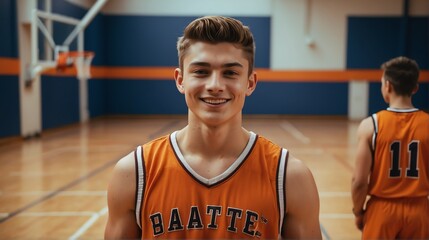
<box><xmin>203</xmin><ymin>99</ymin><xmax>227</xmax><ymax>104</ymax></box>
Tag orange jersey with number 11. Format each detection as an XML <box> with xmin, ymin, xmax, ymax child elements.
<box><xmin>369</xmin><ymin>108</ymin><xmax>429</xmax><ymax>198</ymax></box>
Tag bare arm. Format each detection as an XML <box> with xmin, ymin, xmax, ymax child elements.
<box><xmin>104</xmin><ymin>152</ymin><xmax>141</xmax><ymax>239</ymax></box>
<box><xmin>282</xmin><ymin>156</ymin><xmax>322</xmax><ymax>239</ymax></box>
<box><xmin>351</xmin><ymin>117</ymin><xmax>373</xmax><ymax>230</ymax></box>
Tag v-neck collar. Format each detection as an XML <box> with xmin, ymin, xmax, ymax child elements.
<box><xmin>169</xmin><ymin>131</ymin><xmax>257</xmax><ymax>187</ymax></box>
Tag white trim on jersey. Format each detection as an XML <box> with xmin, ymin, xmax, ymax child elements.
<box><xmin>371</xmin><ymin>113</ymin><xmax>378</xmax><ymax>150</ymax></box>
<box><xmin>170</xmin><ymin>131</ymin><xmax>257</xmax><ymax>186</ymax></box>
<box><xmin>277</xmin><ymin>148</ymin><xmax>288</xmax><ymax>236</ymax></box>
<box><xmin>387</xmin><ymin>107</ymin><xmax>419</xmax><ymax>113</ymax></box>
<box><xmin>135</xmin><ymin>145</ymin><xmax>144</xmax><ymax>229</ymax></box>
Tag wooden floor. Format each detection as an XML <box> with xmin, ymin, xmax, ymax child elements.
<box><xmin>0</xmin><ymin>115</ymin><xmax>362</xmax><ymax>239</ymax></box>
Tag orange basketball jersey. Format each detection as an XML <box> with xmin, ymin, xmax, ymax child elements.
<box><xmin>369</xmin><ymin>108</ymin><xmax>429</xmax><ymax>198</ymax></box>
<box><xmin>134</xmin><ymin>131</ymin><xmax>288</xmax><ymax>239</ymax></box>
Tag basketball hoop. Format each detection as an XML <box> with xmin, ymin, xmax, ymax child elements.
<box><xmin>56</xmin><ymin>51</ymin><xmax>95</xmax><ymax>80</ymax></box>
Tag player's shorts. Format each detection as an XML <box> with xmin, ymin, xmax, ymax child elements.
<box><xmin>363</xmin><ymin>196</ymin><xmax>429</xmax><ymax>239</ymax></box>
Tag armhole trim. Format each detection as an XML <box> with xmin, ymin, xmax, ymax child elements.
<box><xmin>135</xmin><ymin>146</ymin><xmax>145</xmax><ymax>229</ymax></box>
<box><xmin>370</xmin><ymin>114</ymin><xmax>378</xmax><ymax>170</ymax></box>
<box><xmin>277</xmin><ymin>148</ymin><xmax>289</xmax><ymax>236</ymax></box>
<box><xmin>371</xmin><ymin>113</ymin><xmax>378</xmax><ymax>150</ymax></box>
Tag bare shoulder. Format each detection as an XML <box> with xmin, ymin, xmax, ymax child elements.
<box><xmin>113</xmin><ymin>151</ymin><xmax>136</xmax><ymax>175</ymax></box>
<box><xmin>105</xmin><ymin>150</ymin><xmax>141</xmax><ymax>239</ymax></box>
<box><xmin>282</xmin><ymin>155</ymin><xmax>321</xmax><ymax>238</ymax></box>
<box><xmin>107</xmin><ymin>151</ymin><xmax>137</xmax><ymax>208</ymax></box>
<box><xmin>285</xmin><ymin>155</ymin><xmax>319</xmax><ymax>206</ymax></box>
<box><xmin>357</xmin><ymin>116</ymin><xmax>374</xmax><ymax>137</ymax></box>
<box><xmin>286</xmin><ymin>155</ymin><xmax>315</xmax><ymax>182</ymax></box>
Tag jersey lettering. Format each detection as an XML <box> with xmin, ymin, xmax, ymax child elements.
<box><xmin>187</xmin><ymin>206</ymin><xmax>204</xmax><ymax>229</ymax></box>
<box><xmin>150</xmin><ymin>205</ymin><xmax>265</xmax><ymax>236</ymax></box>
<box><xmin>226</xmin><ymin>207</ymin><xmax>243</xmax><ymax>232</ymax></box>
<box><xmin>168</xmin><ymin>208</ymin><xmax>184</xmax><ymax>231</ymax></box>
<box><xmin>149</xmin><ymin>212</ymin><xmax>164</xmax><ymax>236</ymax></box>
<box><xmin>243</xmin><ymin>210</ymin><xmax>259</xmax><ymax>236</ymax></box>
<box><xmin>206</xmin><ymin>205</ymin><xmax>222</xmax><ymax>229</ymax></box>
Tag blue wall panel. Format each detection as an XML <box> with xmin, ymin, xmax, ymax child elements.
<box><xmin>0</xmin><ymin>0</ymin><xmax>17</xmax><ymax>57</ymax></box>
<box><xmin>104</xmin><ymin>80</ymin><xmax>348</xmax><ymax>116</ymax></box>
<box><xmin>0</xmin><ymin>0</ymin><xmax>19</xmax><ymax>138</ymax></box>
<box><xmin>41</xmin><ymin>76</ymin><xmax>80</xmax><ymax>129</ymax></box>
<box><xmin>88</xmin><ymin>80</ymin><xmax>107</xmax><ymax>117</ymax></box>
<box><xmin>105</xmin><ymin>80</ymin><xmax>187</xmax><ymax>114</ymax></box>
<box><xmin>86</xmin><ymin>14</ymin><xmax>106</xmax><ymax>66</ymax></box>
<box><xmin>347</xmin><ymin>17</ymin><xmax>402</xmax><ymax>69</ymax></box>
<box><xmin>0</xmin><ymin>76</ymin><xmax>20</xmax><ymax>137</ymax></box>
<box><xmin>244</xmin><ymin>82</ymin><xmax>348</xmax><ymax>115</ymax></box>
<box><xmin>369</xmin><ymin>82</ymin><xmax>429</xmax><ymax>114</ymax></box>
<box><xmin>104</xmin><ymin>16</ymin><xmax>270</xmax><ymax>68</ymax></box>
<box><xmin>407</xmin><ymin>17</ymin><xmax>429</xmax><ymax>69</ymax></box>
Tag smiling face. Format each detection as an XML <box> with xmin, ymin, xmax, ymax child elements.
<box><xmin>175</xmin><ymin>41</ymin><xmax>257</xmax><ymax>127</ymax></box>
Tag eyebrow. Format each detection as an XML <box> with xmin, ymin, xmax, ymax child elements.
<box><xmin>189</xmin><ymin>61</ymin><xmax>244</xmax><ymax>68</ymax></box>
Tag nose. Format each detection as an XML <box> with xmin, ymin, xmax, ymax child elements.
<box><xmin>206</xmin><ymin>72</ymin><xmax>224</xmax><ymax>93</ymax></box>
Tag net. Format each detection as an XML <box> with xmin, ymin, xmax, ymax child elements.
<box><xmin>56</xmin><ymin>51</ymin><xmax>95</xmax><ymax>79</ymax></box>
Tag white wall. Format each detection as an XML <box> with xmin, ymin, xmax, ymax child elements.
<box><xmin>270</xmin><ymin>0</ymin><xmax>428</xmax><ymax>70</ymax></box>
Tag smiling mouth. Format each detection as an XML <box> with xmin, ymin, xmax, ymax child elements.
<box><xmin>201</xmin><ymin>98</ymin><xmax>230</xmax><ymax>105</ymax></box>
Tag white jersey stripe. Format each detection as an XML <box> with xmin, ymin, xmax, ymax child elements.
<box><xmin>277</xmin><ymin>148</ymin><xmax>288</xmax><ymax>236</ymax></box>
<box><xmin>135</xmin><ymin>146</ymin><xmax>144</xmax><ymax>229</ymax></box>
<box><xmin>371</xmin><ymin>113</ymin><xmax>378</xmax><ymax>150</ymax></box>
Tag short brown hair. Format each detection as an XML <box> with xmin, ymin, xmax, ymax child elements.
<box><xmin>177</xmin><ymin>16</ymin><xmax>255</xmax><ymax>76</ymax></box>
<box><xmin>381</xmin><ymin>56</ymin><xmax>420</xmax><ymax>96</ymax></box>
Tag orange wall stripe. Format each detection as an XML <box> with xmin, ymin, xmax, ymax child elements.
<box><xmin>1</xmin><ymin>58</ymin><xmax>428</xmax><ymax>82</ymax></box>
<box><xmin>94</xmin><ymin>66</ymin><xmax>175</xmax><ymax>79</ymax></box>
<box><xmin>0</xmin><ymin>58</ymin><xmax>20</xmax><ymax>75</ymax></box>
<box><xmin>256</xmin><ymin>69</ymin><xmax>384</xmax><ymax>82</ymax></box>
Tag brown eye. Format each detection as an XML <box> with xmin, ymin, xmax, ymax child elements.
<box><xmin>224</xmin><ymin>70</ymin><xmax>238</xmax><ymax>77</ymax></box>
<box><xmin>193</xmin><ymin>69</ymin><xmax>209</xmax><ymax>76</ymax></box>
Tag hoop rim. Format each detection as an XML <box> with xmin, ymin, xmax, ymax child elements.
<box><xmin>56</xmin><ymin>51</ymin><xmax>95</xmax><ymax>80</ymax></box>
<box><xmin>58</xmin><ymin>51</ymin><xmax>95</xmax><ymax>58</ymax></box>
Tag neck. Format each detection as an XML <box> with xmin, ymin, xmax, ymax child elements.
<box><xmin>177</xmin><ymin>116</ymin><xmax>250</xmax><ymax>159</ymax></box>
<box><xmin>388</xmin><ymin>96</ymin><xmax>414</xmax><ymax>109</ymax></box>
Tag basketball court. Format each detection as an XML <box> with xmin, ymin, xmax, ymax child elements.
<box><xmin>0</xmin><ymin>115</ymin><xmax>361</xmax><ymax>239</ymax></box>
<box><xmin>1</xmin><ymin>0</ymin><xmax>428</xmax><ymax>239</ymax></box>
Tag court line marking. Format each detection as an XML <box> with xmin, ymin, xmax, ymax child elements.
<box><xmin>9</xmin><ymin>212</ymin><xmax>96</xmax><ymax>217</ymax></box>
<box><xmin>279</xmin><ymin>121</ymin><xmax>311</xmax><ymax>144</ymax></box>
<box><xmin>319</xmin><ymin>191</ymin><xmax>350</xmax><ymax>197</ymax></box>
<box><xmin>0</xmin><ymin>191</ymin><xmax>107</xmax><ymax>196</ymax></box>
<box><xmin>0</xmin><ymin>159</ymin><xmax>116</xmax><ymax>224</ymax></box>
<box><xmin>320</xmin><ymin>213</ymin><xmax>354</xmax><ymax>219</ymax></box>
<box><xmin>69</xmin><ymin>207</ymin><xmax>108</xmax><ymax>240</ymax></box>
<box><xmin>320</xmin><ymin>223</ymin><xmax>331</xmax><ymax>240</ymax></box>
<box><xmin>39</xmin><ymin>145</ymin><xmax>132</xmax><ymax>158</ymax></box>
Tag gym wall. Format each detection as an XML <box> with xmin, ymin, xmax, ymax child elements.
<box><xmin>0</xmin><ymin>0</ymin><xmax>428</xmax><ymax>138</ymax></box>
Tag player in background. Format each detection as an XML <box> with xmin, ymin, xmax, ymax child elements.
<box><xmin>351</xmin><ymin>56</ymin><xmax>429</xmax><ymax>239</ymax></box>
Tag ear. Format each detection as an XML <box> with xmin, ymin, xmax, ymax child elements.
<box><xmin>385</xmin><ymin>79</ymin><xmax>393</xmax><ymax>93</ymax></box>
<box><xmin>245</xmin><ymin>71</ymin><xmax>258</xmax><ymax>96</ymax></box>
<box><xmin>411</xmin><ymin>83</ymin><xmax>419</xmax><ymax>95</ymax></box>
<box><xmin>174</xmin><ymin>68</ymin><xmax>185</xmax><ymax>94</ymax></box>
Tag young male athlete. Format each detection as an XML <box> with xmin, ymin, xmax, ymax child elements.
<box><xmin>105</xmin><ymin>16</ymin><xmax>322</xmax><ymax>239</ymax></box>
<box><xmin>351</xmin><ymin>56</ymin><xmax>429</xmax><ymax>239</ymax></box>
